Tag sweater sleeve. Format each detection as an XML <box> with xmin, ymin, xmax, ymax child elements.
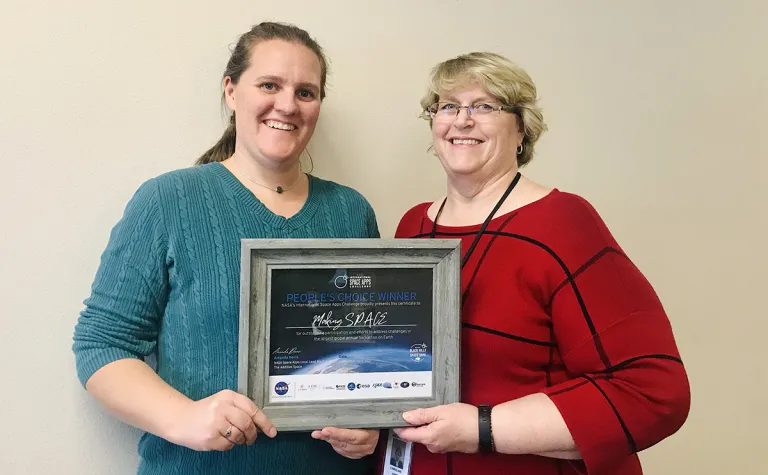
<box><xmin>72</xmin><ymin>178</ymin><xmax>170</xmax><ymax>387</ymax></box>
<box><xmin>540</xmin><ymin>198</ymin><xmax>690</xmax><ymax>474</ymax></box>
<box><xmin>366</xmin><ymin>200</ymin><xmax>381</xmax><ymax>238</ymax></box>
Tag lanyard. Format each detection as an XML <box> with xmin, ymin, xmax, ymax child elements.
<box><xmin>429</xmin><ymin>172</ymin><xmax>521</xmax><ymax>268</ymax></box>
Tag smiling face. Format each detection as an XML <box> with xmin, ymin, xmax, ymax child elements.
<box><xmin>431</xmin><ymin>82</ymin><xmax>523</xmax><ymax>179</ymax></box>
<box><xmin>224</xmin><ymin>39</ymin><xmax>322</xmax><ymax>168</ymax></box>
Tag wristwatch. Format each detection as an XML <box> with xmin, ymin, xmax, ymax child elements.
<box><xmin>477</xmin><ymin>404</ymin><xmax>495</xmax><ymax>453</ymax></box>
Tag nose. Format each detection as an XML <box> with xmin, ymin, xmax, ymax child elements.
<box><xmin>452</xmin><ymin>107</ymin><xmax>474</xmax><ymax>129</ymax></box>
<box><xmin>274</xmin><ymin>89</ymin><xmax>298</xmax><ymax>115</ymax></box>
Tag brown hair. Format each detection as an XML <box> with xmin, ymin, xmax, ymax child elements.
<box><xmin>196</xmin><ymin>22</ymin><xmax>329</xmax><ymax>165</ymax></box>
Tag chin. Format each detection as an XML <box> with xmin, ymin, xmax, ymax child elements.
<box><xmin>446</xmin><ymin>167</ymin><xmax>484</xmax><ymax>178</ymax></box>
<box><xmin>440</xmin><ymin>156</ymin><xmax>484</xmax><ymax>176</ymax></box>
<box><xmin>258</xmin><ymin>145</ymin><xmax>301</xmax><ymax>163</ymax></box>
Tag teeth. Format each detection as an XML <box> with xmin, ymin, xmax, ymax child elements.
<box><xmin>265</xmin><ymin>120</ymin><xmax>296</xmax><ymax>131</ymax></box>
<box><xmin>451</xmin><ymin>139</ymin><xmax>481</xmax><ymax>145</ymax></box>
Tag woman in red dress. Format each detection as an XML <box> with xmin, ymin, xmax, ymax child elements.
<box><xmin>389</xmin><ymin>52</ymin><xmax>690</xmax><ymax>475</ymax></box>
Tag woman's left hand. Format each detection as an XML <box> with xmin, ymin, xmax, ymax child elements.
<box><xmin>311</xmin><ymin>427</ymin><xmax>380</xmax><ymax>459</ymax></box>
<box><xmin>394</xmin><ymin>403</ymin><xmax>480</xmax><ymax>454</ymax></box>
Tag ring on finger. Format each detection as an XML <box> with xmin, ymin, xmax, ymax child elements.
<box><xmin>225</xmin><ymin>424</ymin><xmax>233</xmax><ymax>438</ymax></box>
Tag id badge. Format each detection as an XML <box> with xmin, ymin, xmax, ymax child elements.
<box><xmin>382</xmin><ymin>429</ymin><xmax>413</xmax><ymax>475</ymax></box>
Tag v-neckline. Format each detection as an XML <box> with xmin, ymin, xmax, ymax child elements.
<box><xmin>210</xmin><ymin>162</ymin><xmax>321</xmax><ymax>231</ymax></box>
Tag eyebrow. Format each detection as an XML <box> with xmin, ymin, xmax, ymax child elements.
<box><xmin>441</xmin><ymin>95</ymin><xmax>496</xmax><ymax>103</ymax></box>
<box><xmin>256</xmin><ymin>75</ymin><xmax>320</xmax><ymax>93</ymax></box>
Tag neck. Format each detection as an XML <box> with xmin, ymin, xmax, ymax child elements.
<box><xmin>229</xmin><ymin>150</ymin><xmax>303</xmax><ymax>193</ymax></box>
<box><xmin>446</xmin><ymin>165</ymin><xmax>519</xmax><ymax>212</ymax></box>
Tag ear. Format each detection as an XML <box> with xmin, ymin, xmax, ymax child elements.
<box><xmin>223</xmin><ymin>76</ymin><xmax>236</xmax><ymax>112</ymax></box>
<box><xmin>513</xmin><ymin>113</ymin><xmax>525</xmax><ymax>137</ymax></box>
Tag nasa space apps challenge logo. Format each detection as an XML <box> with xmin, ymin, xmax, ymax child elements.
<box><xmin>334</xmin><ymin>271</ymin><xmax>373</xmax><ymax>290</ymax></box>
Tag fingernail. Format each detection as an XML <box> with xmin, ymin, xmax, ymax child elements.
<box><xmin>269</xmin><ymin>427</ymin><xmax>277</xmax><ymax>437</ymax></box>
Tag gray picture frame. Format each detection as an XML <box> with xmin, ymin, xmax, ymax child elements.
<box><xmin>237</xmin><ymin>238</ymin><xmax>461</xmax><ymax>431</ymax></box>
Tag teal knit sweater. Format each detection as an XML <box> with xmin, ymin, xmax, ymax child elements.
<box><xmin>72</xmin><ymin>162</ymin><xmax>380</xmax><ymax>475</ymax></box>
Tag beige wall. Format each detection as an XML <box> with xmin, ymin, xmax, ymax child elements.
<box><xmin>1</xmin><ymin>1</ymin><xmax>765</xmax><ymax>473</ymax></box>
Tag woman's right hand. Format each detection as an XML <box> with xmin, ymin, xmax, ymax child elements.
<box><xmin>168</xmin><ymin>389</ymin><xmax>277</xmax><ymax>451</ymax></box>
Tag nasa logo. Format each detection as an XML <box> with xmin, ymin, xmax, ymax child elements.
<box><xmin>274</xmin><ymin>381</ymin><xmax>289</xmax><ymax>395</ymax></box>
<box><xmin>347</xmin><ymin>382</ymin><xmax>356</xmax><ymax>391</ymax></box>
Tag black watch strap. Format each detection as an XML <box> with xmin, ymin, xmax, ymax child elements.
<box><xmin>477</xmin><ymin>404</ymin><xmax>494</xmax><ymax>453</ymax></box>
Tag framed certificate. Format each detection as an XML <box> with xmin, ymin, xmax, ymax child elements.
<box><xmin>237</xmin><ymin>238</ymin><xmax>461</xmax><ymax>431</ymax></box>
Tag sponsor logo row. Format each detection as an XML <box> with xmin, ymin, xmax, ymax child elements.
<box><xmin>274</xmin><ymin>380</ymin><xmax>427</xmax><ymax>395</ymax></box>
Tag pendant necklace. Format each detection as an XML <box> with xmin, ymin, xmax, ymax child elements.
<box><xmin>236</xmin><ymin>165</ymin><xmax>303</xmax><ymax>194</ymax></box>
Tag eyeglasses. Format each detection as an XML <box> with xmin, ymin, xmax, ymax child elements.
<box><xmin>421</xmin><ymin>102</ymin><xmax>517</xmax><ymax>122</ymax></box>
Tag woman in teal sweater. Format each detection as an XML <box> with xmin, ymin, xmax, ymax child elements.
<box><xmin>72</xmin><ymin>22</ymin><xmax>380</xmax><ymax>475</ymax></box>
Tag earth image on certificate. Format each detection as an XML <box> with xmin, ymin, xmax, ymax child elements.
<box><xmin>294</xmin><ymin>346</ymin><xmax>432</xmax><ymax>374</ymax></box>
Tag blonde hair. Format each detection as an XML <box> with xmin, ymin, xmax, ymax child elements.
<box><xmin>420</xmin><ymin>52</ymin><xmax>547</xmax><ymax>167</ymax></box>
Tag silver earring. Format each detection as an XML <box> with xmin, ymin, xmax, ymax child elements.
<box><xmin>516</xmin><ymin>143</ymin><xmax>524</xmax><ymax>155</ymax></box>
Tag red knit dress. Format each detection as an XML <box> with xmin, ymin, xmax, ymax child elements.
<box><xmin>388</xmin><ymin>189</ymin><xmax>690</xmax><ymax>475</ymax></box>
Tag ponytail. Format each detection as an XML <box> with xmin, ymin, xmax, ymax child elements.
<box><xmin>196</xmin><ymin>113</ymin><xmax>236</xmax><ymax>165</ymax></box>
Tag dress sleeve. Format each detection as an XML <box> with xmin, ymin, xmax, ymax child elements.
<box><xmin>72</xmin><ymin>178</ymin><xmax>170</xmax><ymax>387</ymax></box>
<box><xmin>394</xmin><ymin>203</ymin><xmax>429</xmax><ymax>238</ymax></box>
<box><xmin>541</xmin><ymin>198</ymin><xmax>690</xmax><ymax>474</ymax></box>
